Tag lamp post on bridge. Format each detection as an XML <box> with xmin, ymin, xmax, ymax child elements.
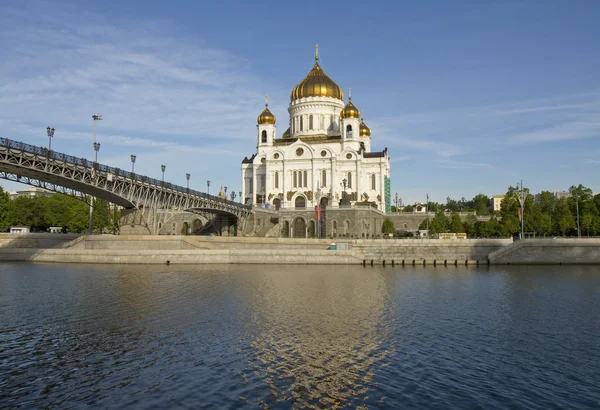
<box><xmin>161</xmin><ymin>165</ymin><xmax>166</xmax><ymax>182</ymax></box>
<box><xmin>93</xmin><ymin>142</ymin><xmax>101</xmax><ymax>162</ymax></box>
<box><xmin>186</xmin><ymin>173</ymin><xmax>190</xmax><ymax>189</ymax></box>
<box><xmin>517</xmin><ymin>180</ymin><xmax>526</xmax><ymax>240</ymax></box>
<box><xmin>130</xmin><ymin>154</ymin><xmax>136</xmax><ymax>173</ymax></box>
<box><xmin>239</xmin><ymin>191</ymin><xmax>242</xmax><ymax>204</ymax></box>
<box><xmin>46</xmin><ymin>126</ymin><xmax>55</xmax><ymax>151</ymax></box>
<box><xmin>88</xmin><ymin>114</ymin><xmax>103</xmax><ymax>235</ymax></box>
<box><xmin>207</xmin><ymin>180</ymin><xmax>211</xmax><ymax>196</ymax></box>
<box><xmin>230</xmin><ymin>191</ymin><xmax>236</xmax><ymax>202</ymax></box>
<box><xmin>224</xmin><ymin>186</ymin><xmax>228</xmax><ymax>197</ymax></box>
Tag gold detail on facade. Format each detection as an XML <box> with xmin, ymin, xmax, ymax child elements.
<box><xmin>359</xmin><ymin>116</ymin><xmax>371</xmax><ymax>137</ymax></box>
<box><xmin>290</xmin><ymin>49</ymin><xmax>344</xmax><ymax>102</ymax></box>
<box><xmin>341</xmin><ymin>101</ymin><xmax>360</xmax><ymax>119</ymax></box>
<box><xmin>257</xmin><ymin>95</ymin><xmax>276</xmax><ymax>124</ymax></box>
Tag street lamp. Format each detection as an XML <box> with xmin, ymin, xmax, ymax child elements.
<box><xmin>394</xmin><ymin>192</ymin><xmax>399</xmax><ymax>214</ymax></box>
<box><xmin>230</xmin><ymin>191</ymin><xmax>236</xmax><ymax>201</ymax></box>
<box><xmin>239</xmin><ymin>191</ymin><xmax>242</xmax><ymax>204</ymax></box>
<box><xmin>426</xmin><ymin>193</ymin><xmax>429</xmax><ymax>234</ymax></box>
<box><xmin>224</xmin><ymin>186</ymin><xmax>228</xmax><ymax>196</ymax></box>
<box><xmin>161</xmin><ymin>165</ymin><xmax>166</xmax><ymax>182</ymax></box>
<box><xmin>130</xmin><ymin>154</ymin><xmax>136</xmax><ymax>173</ymax></box>
<box><xmin>186</xmin><ymin>173</ymin><xmax>190</xmax><ymax>189</ymax></box>
<box><xmin>517</xmin><ymin>180</ymin><xmax>527</xmax><ymax>240</ymax></box>
<box><xmin>207</xmin><ymin>180</ymin><xmax>211</xmax><ymax>196</ymax></box>
<box><xmin>572</xmin><ymin>188</ymin><xmax>581</xmax><ymax>238</ymax></box>
<box><xmin>89</xmin><ymin>114</ymin><xmax>102</xmax><ymax>235</ymax></box>
<box><xmin>46</xmin><ymin>126</ymin><xmax>55</xmax><ymax>151</ymax></box>
<box><xmin>93</xmin><ymin>142</ymin><xmax>101</xmax><ymax>162</ymax></box>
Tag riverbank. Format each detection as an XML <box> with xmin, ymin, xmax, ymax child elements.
<box><xmin>0</xmin><ymin>234</ymin><xmax>598</xmax><ymax>265</ymax></box>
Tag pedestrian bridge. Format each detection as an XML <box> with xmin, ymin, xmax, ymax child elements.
<box><xmin>0</xmin><ymin>137</ymin><xmax>252</xmax><ymax>234</ymax></box>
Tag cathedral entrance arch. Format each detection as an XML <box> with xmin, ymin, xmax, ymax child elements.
<box><xmin>181</xmin><ymin>222</ymin><xmax>189</xmax><ymax>235</ymax></box>
<box><xmin>273</xmin><ymin>198</ymin><xmax>281</xmax><ymax>210</ymax></box>
<box><xmin>292</xmin><ymin>217</ymin><xmax>306</xmax><ymax>238</ymax></box>
<box><xmin>295</xmin><ymin>196</ymin><xmax>306</xmax><ymax>209</ymax></box>
<box><xmin>320</xmin><ymin>197</ymin><xmax>328</xmax><ymax>207</ymax></box>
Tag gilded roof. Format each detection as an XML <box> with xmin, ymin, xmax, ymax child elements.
<box><xmin>341</xmin><ymin>100</ymin><xmax>360</xmax><ymax>119</ymax></box>
<box><xmin>359</xmin><ymin>119</ymin><xmax>371</xmax><ymax>137</ymax></box>
<box><xmin>290</xmin><ymin>53</ymin><xmax>344</xmax><ymax>102</ymax></box>
<box><xmin>257</xmin><ymin>106</ymin><xmax>276</xmax><ymax>125</ymax></box>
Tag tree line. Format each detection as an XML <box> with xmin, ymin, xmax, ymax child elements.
<box><xmin>415</xmin><ymin>185</ymin><xmax>600</xmax><ymax>237</ymax></box>
<box><xmin>0</xmin><ymin>187</ymin><xmax>117</xmax><ymax>233</ymax></box>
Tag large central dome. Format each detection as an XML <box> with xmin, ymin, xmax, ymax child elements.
<box><xmin>290</xmin><ymin>53</ymin><xmax>344</xmax><ymax>102</ymax></box>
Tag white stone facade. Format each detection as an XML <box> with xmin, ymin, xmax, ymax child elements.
<box><xmin>241</xmin><ymin>51</ymin><xmax>391</xmax><ymax>212</ymax></box>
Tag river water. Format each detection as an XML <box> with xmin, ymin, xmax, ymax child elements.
<box><xmin>0</xmin><ymin>263</ymin><xmax>598</xmax><ymax>409</ymax></box>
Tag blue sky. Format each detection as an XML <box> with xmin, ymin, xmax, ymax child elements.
<box><xmin>1</xmin><ymin>0</ymin><xmax>599</xmax><ymax>204</ymax></box>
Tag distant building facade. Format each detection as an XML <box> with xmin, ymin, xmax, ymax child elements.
<box><xmin>492</xmin><ymin>195</ymin><xmax>505</xmax><ymax>212</ymax></box>
<box><xmin>7</xmin><ymin>187</ymin><xmax>53</xmax><ymax>200</ymax></box>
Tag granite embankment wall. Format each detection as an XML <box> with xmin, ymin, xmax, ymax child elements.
<box><xmin>1</xmin><ymin>235</ymin><xmax>599</xmax><ymax>265</ymax></box>
<box><xmin>0</xmin><ymin>233</ymin><xmax>80</xmax><ymax>248</ymax></box>
<box><xmin>354</xmin><ymin>239</ymin><xmax>512</xmax><ymax>264</ymax></box>
<box><xmin>489</xmin><ymin>238</ymin><xmax>600</xmax><ymax>265</ymax></box>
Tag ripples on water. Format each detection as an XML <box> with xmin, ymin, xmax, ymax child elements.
<box><xmin>0</xmin><ymin>263</ymin><xmax>599</xmax><ymax>409</ymax></box>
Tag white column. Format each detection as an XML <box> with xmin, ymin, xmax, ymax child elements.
<box><xmin>379</xmin><ymin>161</ymin><xmax>385</xmax><ymax>211</ymax></box>
<box><xmin>355</xmin><ymin>159</ymin><xmax>360</xmax><ymax>201</ymax></box>
<box><xmin>311</xmin><ymin>158</ymin><xmax>316</xmax><ymax>206</ymax></box>
<box><xmin>252</xmin><ymin>165</ymin><xmax>257</xmax><ymax>206</ymax></box>
<box><xmin>330</xmin><ymin>158</ymin><xmax>337</xmax><ymax>208</ymax></box>
<box><xmin>282</xmin><ymin>160</ymin><xmax>286</xmax><ymax>209</ymax></box>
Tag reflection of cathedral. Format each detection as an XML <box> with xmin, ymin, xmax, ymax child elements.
<box><xmin>241</xmin><ymin>46</ymin><xmax>391</xmax><ymax>213</ymax></box>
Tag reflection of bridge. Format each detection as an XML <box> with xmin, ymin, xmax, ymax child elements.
<box><xmin>0</xmin><ymin>138</ymin><xmax>252</xmax><ymax>234</ymax></box>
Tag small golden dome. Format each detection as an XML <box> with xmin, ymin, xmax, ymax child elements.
<box><xmin>359</xmin><ymin>118</ymin><xmax>371</xmax><ymax>137</ymax></box>
<box><xmin>257</xmin><ymin>95</ymin><xmax>276</xmax><ymax>125</ymax></box>
<box><xmin>341</xmin><ymin>99</ymin><xmax>360</xmax><ymax>119</ymax></box>
<box><xmin>282</xmin><ymin>127</ymin><xmax>290</xmax><ymax>139</ymax></box>
<box><xmin>290</xmin><ymin>46</ymin><xmax>343</xmax><ymax>102</ymax></box>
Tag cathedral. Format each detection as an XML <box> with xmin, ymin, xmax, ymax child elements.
<box><xmin>241</xmin><ymin>46</ymin><xmax>391</xmax><ymax>233</ymax></box>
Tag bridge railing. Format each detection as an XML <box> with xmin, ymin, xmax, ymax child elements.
<box><xmin>0</xmin><ymin>137</ymin><xmax>250</xmax><ymax>210</ymax></box>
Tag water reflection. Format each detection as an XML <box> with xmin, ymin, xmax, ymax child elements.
<box><xmin>237</xmin><ymin>266</ymin><xmax>395</xmax><ymax>408</ymax></box>
<box><xmin>1</xmin><ymin>263</ymin><xmax>599</xmax><ymax>409</ymax></box>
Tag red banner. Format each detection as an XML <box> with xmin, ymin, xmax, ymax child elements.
<box><xmin>314</xmin><ymin>205</ymin><xmax>321</xmax><ymax>221</ymax></box>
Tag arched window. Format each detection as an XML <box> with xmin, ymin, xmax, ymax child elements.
<box><xmin>300</xmin><ymin>116</ymin><xmax>304</xmax><ymax>131</ymax></box>
<box><xmin>371</xmin><ymin>174</ymin><xmax>376</xmax><ymax>190</ymax></box>
<box><xmin>303</xmin><ymin>171</ymin><xmax>308</xmax><ymax>187</ymax></box>
<box><xmin>293</xmin><ymin>171</ymin><xmax>297</xmax><ymax>188</ymax></box>
<box><xmin>275</xmin><ymin>171</ymin><xmax>279</xmax><ymax>189</ymax></box>
<box><xmin>333</xmin><ymin>220</ymin><xmax>337</xmax><ymax>230</ymax></box>
<box><xmin>261</xmin><ymin>130</ymin><xmax>267</xmax><ymax>143</ymax></box>
<box><xmin>322</xmin><ymin>169</ymin><xmax>327</xmax><ymax>187</ymax></box>
<box><xmin>292</xmin><ymin>118</ymin><xmax>295</xmax><ymax>133</ymax></box>
<box><xmin>347</xmin><ymin>172</ymin><xmax>352</xmax><ymax>189</ymax></box>
<box><xmin>309</xmin><ymin>115</ymin><xmax>314</xmax><ymax>130</ymax></box>
<box><xmin>346</xmin><ymin>124</ymin><xmax>353</xmax><ymax>138</ymax></box>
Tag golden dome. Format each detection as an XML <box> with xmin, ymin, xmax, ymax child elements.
<box><xmin>257</xmin><ymin>95</ymin><xmax>276</xmax><ymax>124</ymax></box>
<box><xmin>290</xmin><ymin>47</ymin><xmax>343</xmax><ymax>102</ymax></box>
<box><xmin>359</xmin><ymin>118</ymin><xmax>371</xmax><ymax>137</ymax></box>
<box><xmin>282</xmin><ymin>127</ymin><xmax>290</xmax><ymax>139</ymax></box>
<box><xmin>341</xmin><ymin>98</ymin><xmax>360</xmax><ymax>119</ymax></box>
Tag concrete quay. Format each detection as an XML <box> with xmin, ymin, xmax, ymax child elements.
<box><xmin>0</xmin><ymin>234</ymin><xmax>598</xmax><ymax>265</ymax></box>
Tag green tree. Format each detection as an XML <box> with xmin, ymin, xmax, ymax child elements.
<box><xmin>382</xmin><ymin>218</ymin><xmax>395</xmax><ymax>234</ymax></box>
<box><xmin>0</xmin><ymin>186</ymin><xmax>10</xmax><ymax>231</ymax></box>
<box><xmin>581</xmin><ymin>213</ymin><xmax>594</xmax><ymax>236</ymax></box>
<box><xmin>448</xmin><ymin>212</ymin><xmax>464</xmax><ymax>233</ymax></box>
<box><xmin>471</xmin><ymin>194</ymin><xmax>490</xmax><ymax>216</ymax></box>
<box><xmin>553</xmin><ymin>198</ymin><xmax>575</xmax><ymax>236</ymax></box>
